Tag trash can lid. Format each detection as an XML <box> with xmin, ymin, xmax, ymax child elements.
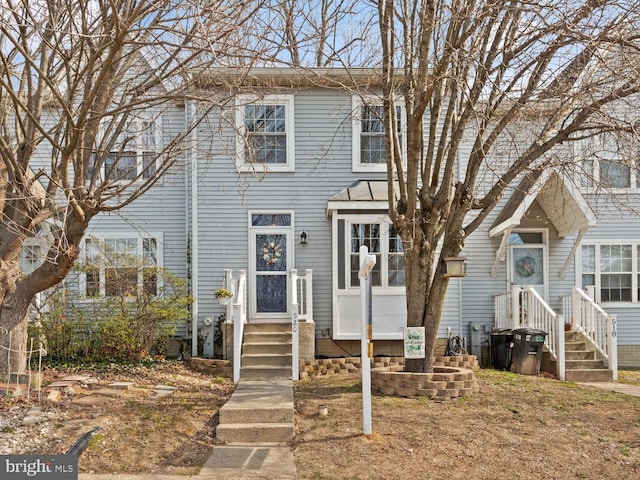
<box><xmin>491</xmin><ymin>329</ymin><xmax>513</xmax><ymax>335</ymax></box>
<box><xmin>513</xmin><ymin>327</ymin><xmax>547</xmax><ymax>336</ymax></box>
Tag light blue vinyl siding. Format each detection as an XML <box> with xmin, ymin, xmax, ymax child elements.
<box><xmin>194</xmin><ymin>90</ymin><xmax>464</xmax><ymax>337</ymax></box>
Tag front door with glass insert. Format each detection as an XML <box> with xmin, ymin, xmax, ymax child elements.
<box><xmin>508</xmin><ymin>230</ymin><xmax>548</xmax><ymax>299</ymax></box>
<box><xmin>250</xmin><ymin>213</ymin><xmax>293</xmax><ymax>320</ymax></box>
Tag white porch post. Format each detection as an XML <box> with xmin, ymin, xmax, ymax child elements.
<box><xmin>585</xmin><ymin>285</ymin><xmax>596</xmax><ymax>335</ymax></box>
<box><xmin>510</xmin><ymin>285</ymin><xmax>521</xmax><ymax>330</ymax></box>
<box><xmin>291</xmin><ymin>269</ymin><xmax>300</xmax><ymax>381</ymax></box>
<box><xmin>572</xmin><ymin>286</ymin><xmax>580</xmax><ymax>331</ymax></box>
<box><xmin>557</xmin><ymin>314</ymin><xmax>566</xmax><ymax>381</ymax></box>
<box><xmin>305</xmin><ymin>268</ymin><xmax>313</xmax><ymax>321</ymax></box>
<box><xmin>608</xmin><ymin>314</ymin><xmax>618</xmax><ymax>381</ymax></box>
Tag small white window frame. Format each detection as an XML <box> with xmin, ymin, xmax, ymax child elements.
<box><xmin>235</xmin><ymin>94</ymin><xmax>296</xmax><ymax>173</ymax></box>
<box><xmin>578</xmin><ymin>240</ymin><xmax>638</xmax><ymax>306</ymax></box>
<box><xmin>351</xmin><ymin>95</ymin><xmax>406</xmax><ymax>173</ymax></box>
<box><xmin>94</xmin><ymin>113</ymin><xmax>163</xmax><ymax>183</ymax></box>
<box><xmin>341</xmin><ymin>214</ymin><xmax>406</xmax><ymax>290</ymax></box>
<box><xmin>578</xmin><ymin>135</ymin><xmax>637</xmax><ymax>192</ymax></box>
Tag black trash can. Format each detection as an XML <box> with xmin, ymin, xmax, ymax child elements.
<box><xmin>511</xmin><ymin>328</ymin><xmax>547</xmax><ymax>375</ymax></box>
<box><xmin>490</xmin><ymin>330</ymin><xmax>514</xmax><ymax>370</ymax></box>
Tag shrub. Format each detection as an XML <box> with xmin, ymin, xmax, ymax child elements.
<box><xmin>31</xmin><ymin>256</ymin><xmax>192</xmax><ymax>363</ymax></box>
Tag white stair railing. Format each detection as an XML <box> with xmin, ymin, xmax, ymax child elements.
<box><xmin>493</xmin><ymin>291</ymin><xmax>511</xmax><ymax>329</ymax></box>
<box><xmin>290</xmin><ymin>268</ymin><xmax>313</xmax><ymax>381</ymax></box>
<box><xmin>493</xmin><ymin>286</ymin><xmax>521</xmax><ymax>330</ymax></box>
<box><xmin>225</xmin><ymin>269</ymin><xmax>247</xmax><ymax>383</ymax></box>
<box><xmin>571</xmin><ymin>286</ymin><xmax>618</xmax><ymax>380</ymax></box>
<box><xmin>520</xmin><ymin>287</ymin><xmax>565</xmax><ymax>380</ymax></box>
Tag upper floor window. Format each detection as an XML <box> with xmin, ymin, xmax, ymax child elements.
<box><xmin>352</xmin><ymin>96</ymin><xmax>405</xmax><ymax>172</ymax></box>
<box><xmin>580</xmin><ymin>134</ymin><xmax>638</xmax><ymax>190</ymax></box>
<box><xmin>580</xmin><ymin>243</ymin><xmax>637</xmax><ymax>303</ymax></box>
<box><xmin>83</xmin><ymin>235</ymin><xmax>161</xmax><ymax>298</ymax></box>
<box><xmin>91</xmin><ymin>114</ymin><xmax>162</xmax><ymax>183</ymax></box>
<box><xmin>236</xmin><ymin>95</ymin><xmax>295</xmax><ymax>172</ymax></box>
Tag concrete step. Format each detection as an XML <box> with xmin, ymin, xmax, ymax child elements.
<box><xmin>565</xmin><ymin>350</ymin><xmax>596</xmax><ymax>361</ymax></box>
<box><xmin>241</xmin><ymin>366</ymin><xmax>291</xmax><ymax>381</ymax></box>
<box><xmin>220</xmin><ymin>405</ymin><xmax>293</xmax><ymax>424</ymax></box>
<box><xmin>216</xmin><ymin>422</ymin><xmax>294</xmax><ymax>443</ymax></box>
<box><xmin>243</xmin><ymin>342</ymin><xmax>292</xmax><ymax>355</ymax></box>
<box><xmin>244</xmin><ymin>332</ymin><xmax>292</xmax><ymax>344</ymax></box>
<box><xmin>241</xmin><ymin>354</ymin><xmax>292</xmax><ymax>367</ymax></box>
<box><xmin>566</xmin><ymin>369</ymin><xmax>613</xmax><ymax>383</ymax></box>
<box><xmin>565</xmin><ymin>341</ymin><xmax>587</xmax><ymax>351</ymax></box>
<box><xmin>244</xmin><ymin>323</ymin><xmax>292</xmax><ymax>333</ymax></box>
<box><xmin>219</xmin><ymin>380</ymin><xmax>293</xmax><ymax>424</ymax></box>
<box><xmin>566</xmin><ymin>359</ymin><xmax>605</xmax><ymax>370</ymax></box>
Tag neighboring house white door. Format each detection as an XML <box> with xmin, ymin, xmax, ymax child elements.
<box><xmin>249</xmin><ymin>227</ymin><xmax>293</xmax><ymax>321</ymax></box>
<box><xmin>508</xmin><ymin>230</ymin><xmax>548</xmax><ymax>300</ymax></box>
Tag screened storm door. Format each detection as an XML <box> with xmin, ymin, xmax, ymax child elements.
<box><xmin>249</xmin><ymin>213</ymin><xmax>293</xmax><ymax>320</ymax></box>
<box><xmin>508</xmin><ymin>230</ymin><xmax>548</xmax><ymax>300</ymax></box>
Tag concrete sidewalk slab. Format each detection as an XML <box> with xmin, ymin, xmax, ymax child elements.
<box><xmin>199</xmin><ymin>444</ymin><xmax>296</xmax><ymax>479</ymax></box>
<box><xmin>78</xmin><ymin>444</ymin><xmax>297</xmax><ymax>480</ymax></box>
<box><xmin>579</xmin><ymin>382</ymin><xmax>640</xmax><ymax>397</ymax></box>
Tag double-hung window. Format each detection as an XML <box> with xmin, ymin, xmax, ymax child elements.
<box><xmin>236</xmin><ymin>95</ymin><xmax>295</xmax><ymax>172</ymax></box>
<box><xmin>352</xmin><ymin>96</ymin><xmax>405</xmax><ymax>172</ymax></box>
<box><xmin>83</xmin><ymin>235</ymin><xmax>161</xmax><ymax>297</ymax></box>
<box><xmin>580</xmin><ymin>243</ymin><xmax>638</xmax><ymax>303</ymax></box>
<box><xmin>93</xmin><ymin>114</ymin><xmax>162</xmax><ymax>183</ymax></box>
<box><xmin>580</xmin><ymin>134</ymin><xmax>637</xmax><ymax>190</ymax></box>
<box><xmin>340</xmin><ymin>216</ymin><xmax>405</xmax><ymax>289</ymax></box>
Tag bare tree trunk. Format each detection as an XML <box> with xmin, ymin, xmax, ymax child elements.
<box><xmin>401</xmin><ymin>225</ymin><xmax>452</xmax><ymax>373</ymax></box>
<box><xmin>0</xmin><ymin>295</ymin><xmax>31</xmax><ymax>381</ymax></box>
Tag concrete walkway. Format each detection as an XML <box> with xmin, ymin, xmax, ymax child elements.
<box><xmin>79</xmin><ymin>380</ymin><xmax>297</xmax><ymax>480</ymax></box>
<box><xmin>79</xmin><ymin>443</ymin><xmax>296</xmax><ymax>480</ymax></box>
<box><xmin>579</xmin><ymin>381</ymin><xmax>640</xmax><ymax>398</ymax></box>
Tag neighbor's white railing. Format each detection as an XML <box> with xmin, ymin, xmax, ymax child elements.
<box><xmin>225</xmin><ymin>269</ymin><xmax>247</xmax><ymax>382</ymax></box>
<box><xmin>520</xmin><ymin>287</ymin><xmax>565</xmax><ymax>381</ymax></box>
<box><xmin>565</xmin><ymin>286</ymin><xmax>618</xmax><ymax>380</ymax></box>
<box><xmin>290</xmin><ymin>268</ymin><xmax>313</xmax><ymax>381</ymax></box>
<box><xmin>494</xmin><ymin>286</ymin><xmax>520</xmax><ymax>330</ymax></box>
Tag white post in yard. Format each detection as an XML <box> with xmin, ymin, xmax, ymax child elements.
<box><xmin>359</xmin><ymin>245</ymin><xmax>376</xmax><ymax>436</ymax></box>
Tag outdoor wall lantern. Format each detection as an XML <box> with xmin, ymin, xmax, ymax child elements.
<box><xmin>443</xmin><ymin>256</ymin><xmax>467</xmax><ymax>278</ymax></box>
<box><xmin>300</xmin><ymin>230</ymin><xmax>308</xmax><ymax>245</ymax></box>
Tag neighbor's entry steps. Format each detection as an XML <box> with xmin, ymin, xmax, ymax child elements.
<box><xmin>564</xmin><ymin>331</ymin><xmax>613</xmax><ymax>383</ymax></box>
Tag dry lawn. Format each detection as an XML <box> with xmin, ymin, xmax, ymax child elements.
<box><xmin>3</xmin><ymin>362</ymin><xmax>640</xmax><ymax>479</ymax></box>
<box><xmin>293</xmin><ymin>369</ymin><xmax>640</xmax><ymax>480</ymax></box>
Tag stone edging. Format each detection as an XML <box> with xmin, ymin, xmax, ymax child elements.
<box><xmin>300</xmin><ymin>355</ymin><xmax>478</xmax><ymax>379</ymax></box>
<box><xmin>189</xmin><ymin>358</ymin><xmax>232</xmax><ymax>378</ymax></box>
<box><xmin>190</xmin><ymin>355</ymin><xmax>479</xmax><ymax>401</ymax></box>
<box><xmin>371</xmin><ymin>366</ymin><xmax>479</xmax><ymax>401</ymax></box>
<box><xmin>301</xmin><ymin>355</ymin><xmax>479</xmax><ymax>401</ymax></box>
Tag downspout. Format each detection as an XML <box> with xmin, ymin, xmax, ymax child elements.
<box><xmin>188</xmin><ymin>100</ymin><xmax>200</xmax><ymax>358</ymax></box>
<box><xmin>456</xmin><ymin>150</ymin><xmax>463</xmax><ymax>338</ymax></box>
